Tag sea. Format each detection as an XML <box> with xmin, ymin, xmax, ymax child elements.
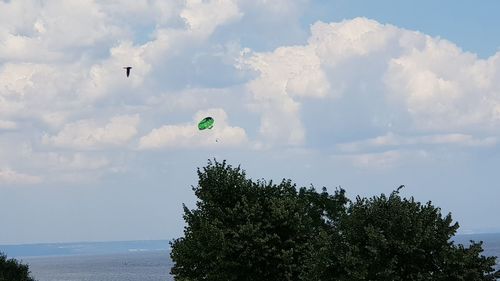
<box><xmin>1</xmin><ymin>234</ymin><xmax>500</xmax><ymax>281</ymax></box>
<box><xmin>2</xmin><ymin>240</ymin><xmax>174</xmax><ymax>281</ymax></box>
<box><xmin>20</xmin><ymin>251</ymin><xmax>173</xmax><ymax>281</ymax></box>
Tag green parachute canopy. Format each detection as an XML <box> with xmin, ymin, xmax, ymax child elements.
<box><xmin>198</xmin><ymin>117</ymin><xmax>214</xmax><ymax>130</ymax></box>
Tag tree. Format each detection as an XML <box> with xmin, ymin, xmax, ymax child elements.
<box><xmin>169</xmin><ymin>159</ymin><xmax>347</xmax><ymax>281</ymax></box>
<box><xmin>0</xmin><ymin>252</ymin><xmax>35</xmax><ymax>281</ymax></box>
<box><xmin>170</xmin><ymin>160</ymin><xmax>498</xmax><ymax>281</ymax></box>
<box><xmin>306</xmin><ymin>188</ymin><xmax>498</xmax><ymax>281</ymax></box>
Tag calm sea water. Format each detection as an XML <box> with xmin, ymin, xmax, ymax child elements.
<box><xmin>8</xmin><ymin>233</ymin><xmax>500</xmax><ymax>281</ymax></box>
<box><xmin>21</xmin><ymin>251</ymin><xmax>173</xmax><ymax>281</ymax></box>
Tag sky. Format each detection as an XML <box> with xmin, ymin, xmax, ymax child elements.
<box><xmin>1</xmin><ymin>0</ymin><xmax>500</xmax><ymax>245</ymax></box>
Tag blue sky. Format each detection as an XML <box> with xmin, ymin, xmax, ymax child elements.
<box><xmin>1</xmin><ymin>0</ymin><xmax>500</xmax><ymax>244</ymax></box>
<box><xmin>303</xmin><ymin>0</ymin><xmax>500</xmax><ymax>58</ymax></box>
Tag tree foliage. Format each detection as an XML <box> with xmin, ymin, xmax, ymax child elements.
<box><xmin>170</xmin><ymin>160</ymin><xmax>499</xmax><ymax>281</ymax></box>
<box><xmin>170</xmin><ymin>160</ymin><xmax>347</xmax><ymax>281</ymax></box>
<box><xmin>0</xmin><ymin>252</ymin><xmax>35</xmax><ymax>281</ymax></box>
<box><xmin>307</xmin><ymin>189</ymin><xmax>497</xmax><ymax>281</ymax></box>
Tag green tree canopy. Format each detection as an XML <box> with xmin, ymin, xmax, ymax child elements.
<box><xmin>170</xmin><ymin>160</ymin><xmax>498</xmax><ymax>281</ymax></box>
<box><xmin>307</xmin><ymin>189</ymin><xmax>497</xmax><ymax>281</ymax></box>
<box><xmin>170</xmin><ymin>160</ymin><xmax>347</xmax><ymax>281</ymax></box>
<box><xmin>0</xmin><ymin>252</ymin><xmax>35</xmax><ymax>281</ymax></box>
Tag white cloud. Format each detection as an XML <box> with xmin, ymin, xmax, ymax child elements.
<box><xmin>44</xmin><ymin>152</ymin><xmax>110</xmax><ymax>171</ymax></box>
<box><xmin>1</xmin><ymin>0</ymin><xmax>500</xmax><ymax>185</ymax></box>
<box><xmin>0</xmin><ymin>62</ymin><xmax>85</xmax><ymax>124</ymax></box>
<box><xmin>43</xmin><ymin>115</ymin><xmax>140</xmax><ymax>150</ymax></box>
<box><xmin>239</xmin><ymin>18</ymin><xmax>401</xmax><ymax>145</ymax></box>
<box><xmin>139</xmin><ymin>108</ymin><xmax>247</xmax><ymax>149</ymax></box>
<box><xmin>0</xmin><ymin>0</ymin><xmax>41</xmax><ymax>34</ymax></box>
<box><xmin>35</xmin><ymin>1</ymin><xmax>119</xmax><ymax>50</ymax></box>
<box><xmin>242</xmin><ymin>45</ymin><xmax>329</xmax><ymax>145</ymax></box>
<box><xmin>41</xmin><ymin>112</ymin><xmax>69</xmax><ymax>129</ymax></box>
<box><xmin>338</xmin><ymin>150</ymin><xmax>403</xmax><ymax>169</ymax></box>
<box><xmin>0</xmin><ymin>168</ymin><xmax>42</xmax><ymax>185</ymax></box>
<box><xmin>0</xmin><ymin>0</ymin><xmax>256</xmax><ymax>185</ymax></box>
<box><xmin>0</xmin><ymin>1</ymin><xmax>123</xmax><ymax>63</ymax></box>
<box><xmin>181</xmin><ymin>0</ymin><xmax>243</xmax><ymax>37</ymax></box>
<box><xmin>0</xmin><ymin>120</ymin><xmax>16</xmax><ymax>130</ymax></box>
<box><xmin>334</xmin><ymin>149</ymin><xmax>430</xmax><ymax>169</ymax></box>
<box><xmin>98</xmin><ymin>0</ymin><xmax>183</xmax><ymax>27</ymax></box>
<box><xmin>245</xmin><ymin>46</ymin><xmax>330</xmax><ymax>99</ymax></box>
<box><xmin>240</xmin><ymin>17</ymin><xmax>500</xmax><ymax>150</ymax></box>
<box><xmin>79</xmin><ymin>41</ymin><xmax>153</xmax><ymax>101</ymax></box>
<box><xmin>309</xmin><ymin>18</ymin><xmax>400</xmax><ymax>65</ymax></box>
<box><xmin>7</xmin><ymin>141</ymin><xmax>120</xmax><ymax>184</ymax></box>
<box><xmin>384</xmin><ymin>39</ymin><xmax>500</xmax><ymax>131</ymax></box>
<box><xmin>18</xmin><ymin>142</ymin><xmax>111</xmax><ymax>172</ymax></box>
<box><xmin>337</xmin><ymin>132</ymin><xmax>497</xmax><ymax>153</ymax></box>
<box><xmin>245</xmin><ymin>0</ymin><xmax>308</xmax><ymax>16</ymax></box>
<box><xmin>0</xmin><ymin>62</ymin><xmax>79</xmax><ymax>93</ymax></box>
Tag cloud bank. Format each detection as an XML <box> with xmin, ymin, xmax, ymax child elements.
<box><xmin>1</xmin><ymin>0</ymin><xmax>500</xmax><ymax>184</ymax></box>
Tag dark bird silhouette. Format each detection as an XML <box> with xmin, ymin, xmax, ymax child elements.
<box><xmin>123</xmin><ymin>66</ymin><xmax>132</xmax><ymax>77</ymax></box>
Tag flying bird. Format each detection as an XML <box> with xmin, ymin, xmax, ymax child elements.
<box><xmin>123</xmin><ymin>66</ymin><xmax>132</xmax><ymax>77</ymax></box>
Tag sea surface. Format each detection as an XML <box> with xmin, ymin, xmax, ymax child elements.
<box><xmin>21</xmin><ymin>251</ymin><xmax>173</xmax><ymax>281</ymax></box>
<box><xmin>3</xmin><ymin>240</ymin><xmax>174</xmax><ymax>281</ymax></box>
<box><xmin>2</xmin><ymin>233</ymin><xmax>500</xmax><ymax>281</ymax></box>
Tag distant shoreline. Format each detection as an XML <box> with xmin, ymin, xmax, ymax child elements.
<box><xmin>2</xmin><ymin>233</ymin><xmax>500</xmax><ymax>259</ymax></box>
<box><xmin>0</xmin><ymin>240</ymin><xmax>171</xmax><ymax>258</ymax></box>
